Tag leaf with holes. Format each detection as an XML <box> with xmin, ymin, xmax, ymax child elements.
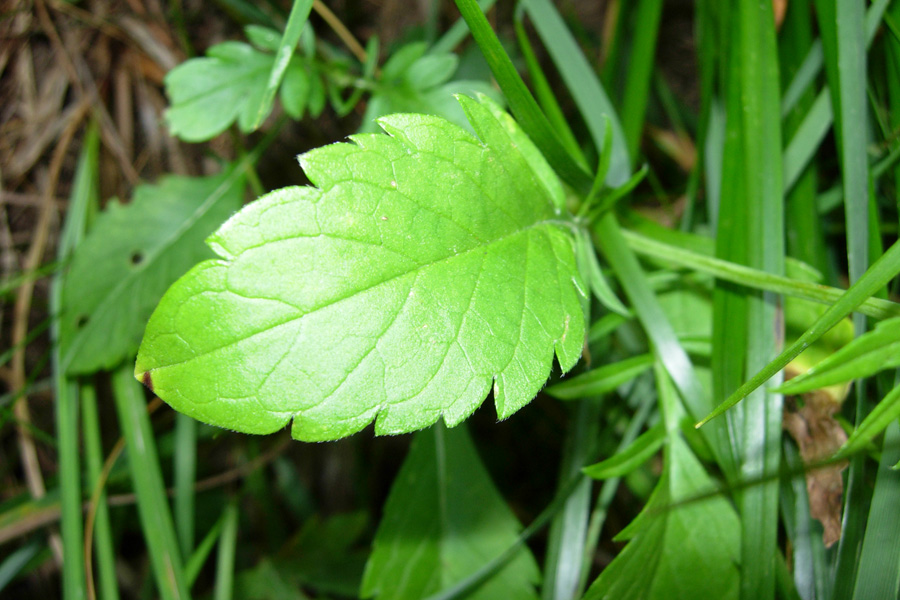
<box><xmin>60</xmin><ymin>167</ymin><xmax>246</xmax><ymax>374</ymax></box>
<box><xmin>135</xmin><ymin>95</ymin><xmax>585</xmax><ymax>442</ymax></box>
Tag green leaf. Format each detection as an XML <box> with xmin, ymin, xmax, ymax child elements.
<box><xmin>583</xmin><ymin>421</ymin><xmax>665</xmax><ymax>480</ymax></box>
<box><xmin>61</xmin><ymin>167</ymin><xmax>246</xmax><ymax>374</ymax></box>
<box><xmin>135</xmin><ymin>95</ymin><xmax>585</xmax><ymax>442</ymax></box>
<box><xmin>777</xmin><ymin>317</ymin><xmax>900</xmax><ymax>395</ymax></box>
<box><xmin>837</xmin><ymin>384</ymin><xmax>900</xmax><ymax>460</ymax></box>
<box><xmin>165</xmin><ymin>41</ymin><xmax>312</xmax><ymax>141</ymax></box>
<box><xmin>545</xmin><ymin>354</ymin><xmax>654</xmax><ymax>400</ymax></box>
<box><xmin>361</xmin><ymin>43</ymin><xmax>501</xmax><ymax>133</ymax></box>
<box><xmin>360</xmin><ymin>424</ymin><xmax>540</xmax><ymax>600</ymax></box>
<box><xmin>246</xmin><ymin>0</ymin><xmax>314</xmax><ymax>130</ymax></box>
<box><xmin>165</xmin><ymin>42</ymin><xmax>273</xmax><ymax>141</ymax></box>
<box><xmin>582</xmin><ymin>435</ymin><xmax>740</xmax><ymax>600</ymax></box>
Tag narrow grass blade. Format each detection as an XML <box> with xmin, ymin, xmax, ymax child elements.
<box><xmin>851</xmin><ymin>420</ymin><xmax>900</xmax><ymax>599</ymax></box>
<box><xmin>593</xmin><ymin>213</ymin><xmax>736</xmax><ymax>478</ymax></box>
<box><xmin>519</xmin><ymin>0</ymin><xmax>630</xmax><ymax>185</ymax></box>
<box><xmin>453</xmin><ymin>0</ymin><xmax>592</xmax><ymax>192</ymax></box>
<box><xmin>780</xmin><ymin>441</ymin><xmax>830</xmax><ymax>600</ymax></box>
<box><xmin>777</xmin><ymin>318</ymin><xmax>900</xmax><ymax>394</ymax></box>
<box><xmin>174</xmin><ymin>415</ymin><xmax>197</xmax><ymax>558</ymax></box>
<box><xmin>430</xmin><ymin>0</ymin><xmax>496</xmax><ymax>55</ymax></box>
<box><xmin>51</xmin><ymin>122</ymin><xmax>100</xmax><ymax>600</ymax></box>
<box><xmin>619</xmin><ymin>0</ymin><xmax>663</xmax><ymax>162</ymax></box>
<box><xmin>574</xmin><ymin>228</ymin><xmax>629</xmax><ymax>318</ymax></box>
<box><xmin>185</xmin><ymin>516</ymin><xmax>226</xmax><ymax>587</ymax></box>
<box><xmin>782</xmin><ymin>0</ymin><xmax>887</xmax><ymax>195</ymax></box>
<box><xmin>836</xmin><ymin>384</ymin><xmax>900</xmax><ymax>460</ymax></box>
<box><xmin>698</xmin><ymin>240</ymin><xmax>900</xmax><ymax>427</ymax></box>
<box><xmin>583</xmin><ymin>421</ymin><xmax>665</xmax><ymax>480</ymax></box>
<box><xmin>577</xmin><ymin>382</ymin><xmax>656</xmax><ymax>597</ymax></box>
<box><xmin>513</xmin><ymin>9</ymin><xmax>585</xmax><ymax>167</ymax></box>
<box><xmin>546</xmin><ymin>354</ymin><xmax>653</xmax><ymax>400</ymax></box>
<box><xmin>81</xmin><ymin>383</ymin><xmax>120</xmax><ymax>600</ymax></box>
<box><xmin>0</xmin><ymin>540</ymin><xmax>40</xmax><ymax>593</ymax></box>
<box><xmin>248</xmin><ymin>0</ymin><xmax>313</xmax><ymax>129</ymax></box>
<box><xmin>622</xmin><ymin>229</ymin><xmax>900</xmax><ymax>320</ymax></box>
<box><xmin>542</xmin><ymin>399</ymin><xmax>601</xmax><ymax>600</ymax></box>
<box><xmin>111</xmin><ymin>366</ymin><xmax>190</xmax><ymax>600</ymax></box>
<box><xmin>213</xmin><ymin>502</ymin><xmax>239</xmax><ymax>600</ymax></box>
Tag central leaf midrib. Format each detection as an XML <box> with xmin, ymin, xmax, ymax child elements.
<box><xmin>151</xmin><ymin>217</ymin><xmax>570</xmax><ymax>372</ymax></box>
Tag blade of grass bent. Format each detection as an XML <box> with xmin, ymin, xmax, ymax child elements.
<box><xmin>594</xmin><ymin>213</ymin><xmax>736</xmax><ymax>478</ymax></box>
<box><xmin>697</xmin><ymin>238</ymin><xmax>900</xmax><ymax>427</ymax></box>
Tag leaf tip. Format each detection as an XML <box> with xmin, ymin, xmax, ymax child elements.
<box><xmin>139</xmin><ymin>370</ymin><xmax>154</xmax><ymax>393</ymax></box>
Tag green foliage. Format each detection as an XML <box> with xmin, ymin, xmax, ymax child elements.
<box><xmin>60</xmin><ymin>167</ymin><xmax>245</xmax><ymax>374</ymax></box>
<box><xmin>135</xmin><ymin>95</ymin><xmax>585</xmax><ymax>442</ymax></box>
<box><xmin>165</xmin><ymin>39</ymin><xmax>319</xmax><ymax>141</ymax></box>
<box><xmin>582</xmin><ymin>434</ymin><xmax>740</xmax><ymax>600</ymax></box>
<box><xmin>360</xmin><ymin>42</ymin><xmax>500</xmax><ymax>132</ymax></box>
<box><xmin>360</xmin><ymin>424</ymin><xmax>540</xmax><ymax>600</ymax></box>
<box><xmin>14</xmin><ymin>1</ymin><xmax>900</xmax><ymax>598</ymax></box>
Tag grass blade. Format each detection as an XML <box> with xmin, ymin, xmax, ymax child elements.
<box><xmin>174</xmin><ymin>415</ymin><xmax>197</xmax><ymax>558</ymax></box>
<box><xmin>583</xmin><ymin>421</ymin><xmax>665</xmax><ymax>480</ymax></box>
<box><xmin>619</xmin><ymin>0</ymin><xmax>663</xmax><ymax>162</ymax></box>
<box><xmin>453</xmin><ymin>0</ymin><xmax>592</xmax><ymax>192</ymax></box>
<box><xmin>851</xmin><ymin>420</ymin><xmax>900</xmax><ymax>599</ymax></box>
<box><xmin>213</xmin><ymin>502</ymin><xmax>239</xmax><ymax>600</ymax></box>
<box><xmin>520</xmin><ymin>0</ymin><xmax>630</xmax><ymax>184</ymax></box>
<box><xmin>52</xmin><ymin>122</ymin><xmax>100</xmax><ymax>600</ymax></box>
<box><xmin>248</xmin><ymin>0</ymin><xmax>313</xmax><ymax>129</ymax></box>
<box><xmin>81</xmin><ymin>383</ymin><xmax>120</xmax><ymax>600</ymax></box>
<box><xmin>698</xmin><ymin>239</ymin><xmax>900</xmax><ymax>427</ymax></box>
<box><xmin>622</xmin><ymin>229</ymin><xmax>900</xmax><ymax>320</ymax></box>
<box><xmin>542</xmin><ymin>399</ymin><xmax>601</xmax><ymax>600</ymax></box>
<box><xmin>111</xmin><ymin>366</ymin><xmax>190</xmax><ymax>600</ymax></box>
<box><xmin>546</xmin><ymin>354</ymin><xmax>653</xmax><ymax>400</ymax></box>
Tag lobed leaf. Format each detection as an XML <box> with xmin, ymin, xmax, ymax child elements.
<box><xmin>135</xmin><ymin>95</ymin><xmax>585</xmax><ymax>442</ymax></box>
<box><xmin>360</xmin><ymin>42</ymin><xmax>500</xmax><ymax>133</ymax></box>
<box><xmin>165</xmin><ymin>41</ymin><xmax>315</xmax><ymax>142</ymax></box>
<box><xmin>61</xmin><ymin>167</ymin><xmax>246</xmax><ymax>374</ymax></box>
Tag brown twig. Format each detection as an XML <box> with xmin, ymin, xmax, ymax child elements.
<box><xmin>313</xmin><ymin>0</ymin><xmax>369</xmax><ymax>65</ymax></box>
